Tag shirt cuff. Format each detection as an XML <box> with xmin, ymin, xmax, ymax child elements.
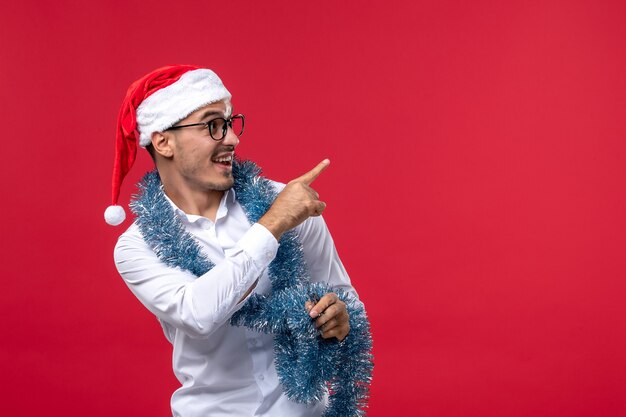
<box><xmin>236</xmin><ymin>223</ymin><xmax>279</xmax><ymax>269</ymax></box>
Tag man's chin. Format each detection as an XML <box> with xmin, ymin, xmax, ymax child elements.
<box><xmin>208</xmin><ymin>177</ymin><xmax>234</xmax><ymax>191</ymax></box>
<box><xmin>211</xmin><ymin>184</ymin><xmax>233</xmax><ymax>191</ymax></box>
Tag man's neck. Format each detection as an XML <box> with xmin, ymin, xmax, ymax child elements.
<box><xmin>162</xmin><ymin>182</ymin><xmax>225</xmax><ymax>222</ymax></box>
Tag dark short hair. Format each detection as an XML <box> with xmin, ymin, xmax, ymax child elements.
<box><xmin>145</xmin><ymin>143</ymin><xmax>156</xmax><ymax>162</ymax></box>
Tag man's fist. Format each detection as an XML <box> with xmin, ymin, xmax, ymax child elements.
<box><xmin>258</xmin><ymin>159</ymin><xmax>330</xmax><ymax>240</ymax></box>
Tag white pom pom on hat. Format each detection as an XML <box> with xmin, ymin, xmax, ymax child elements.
<box><xmin>104</xmin><ymin>205</ymin><xmax>126</xmax><ymax>226</ymax></box>
<box><xmin>104</xmin><ymin>65</ymin><xmax>231</xmax><ymax>226</ymax></box>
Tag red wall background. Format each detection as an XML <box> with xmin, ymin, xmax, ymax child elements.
<box><xmin>1</xmin><ymin>1</ymin><xmax>625</xmax><ymax>416</ymax></box>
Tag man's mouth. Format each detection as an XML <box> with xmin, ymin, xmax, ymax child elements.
<box><xmin>211</xmin><ymin>153</ymin><xmax>234</xmax><ymax>166</ymax></box>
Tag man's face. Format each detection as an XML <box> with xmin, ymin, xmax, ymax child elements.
<box><xmin>167</xmin><ymin>100</ymin><xmax>239</xmax><ymax>192</ymax></box>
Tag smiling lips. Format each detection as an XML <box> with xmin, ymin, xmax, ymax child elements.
<box><xmin>211</xmin><ymin>152</ymin><xmax>234</xmax><ymax>166</ymax></box>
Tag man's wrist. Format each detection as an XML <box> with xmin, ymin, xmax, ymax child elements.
<box><xmin>258</xmin><ymin>214</ymin><xmax>286</xmax><ymax>241</ymax></box>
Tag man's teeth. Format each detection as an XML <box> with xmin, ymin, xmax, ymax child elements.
<box><xmin>212</xmin><ymin>155</ymin><xmax>233</xmax><ymax>163</ymax></box>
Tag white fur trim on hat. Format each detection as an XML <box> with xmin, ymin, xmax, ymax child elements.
<box><xmin>136</xmin><ymin>68</ymin><xmax>232</xmax><ymax>147</ymax></box>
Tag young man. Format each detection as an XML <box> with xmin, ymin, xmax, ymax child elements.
<box><xmin>105</xmin><ymin>65</ymin><xmax>369</xmax><ymax>417</ymax></box>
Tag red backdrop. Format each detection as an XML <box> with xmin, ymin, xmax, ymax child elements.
<box><xmin>2</xmin><ymin>1</ymin><xmax>625</xmax><ymax>416</ymax></box>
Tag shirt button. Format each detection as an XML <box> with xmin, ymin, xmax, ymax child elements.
<box><xmin>249</xmin><ymin>339</ymin><xmax>257</xmax><ymax>346</ymax></box>
<box><xmin>258</xmin><ymin>374</ymin><xmax>265</xmax><ymax>381</ymax></box>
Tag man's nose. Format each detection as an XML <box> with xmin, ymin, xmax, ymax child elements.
<box><xmin>222</xmin><ymin>125</ymin><xmax>240</xmax><ymax>146</ymax></box>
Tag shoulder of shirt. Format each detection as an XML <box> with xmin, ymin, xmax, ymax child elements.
<box><xmin>114</xmin><ymin>221</ymin><xmax>146</xmax><ymax>249</ymax></box>
<box><xmin>266</xmin><ymin>179</ymin><xmax>286</xmax><ymax>192</ymax></box>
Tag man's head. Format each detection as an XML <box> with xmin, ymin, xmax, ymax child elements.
<box><xmin>105</xmin><ymin>65</ymin><xmax>234</xmax><ymax>225</ymax></box>
<box><xmin>149</xmin><ymin>100</ymin><xmax>241</xmax><ymax>193</ymax></box>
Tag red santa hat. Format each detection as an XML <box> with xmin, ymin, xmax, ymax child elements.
<box><xmin>104</xmin><ymin>65</ymin><xmax>232</xmax><ymax>226</ymax></box>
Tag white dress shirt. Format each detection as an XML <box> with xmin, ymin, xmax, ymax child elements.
<box><xmin>114</xmin><ymin>183</ymin><xmax>358</xmax><ymax>417</ymax></box>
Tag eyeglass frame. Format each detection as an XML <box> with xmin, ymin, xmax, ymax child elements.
<box><xmin>164</xmin><ymin>114</ymin><xmax>245</xmax><ymax>141</ymax></box>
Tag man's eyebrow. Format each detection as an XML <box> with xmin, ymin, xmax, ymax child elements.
<box><xmin>198</xmin><ymin>110</ymin><xmax>223</xmax><ymax>121</ymax></box>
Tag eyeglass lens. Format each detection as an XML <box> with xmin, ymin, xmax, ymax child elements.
<box><xmin>209</xmin><ymin>116</ymin><xmax>244</xmax><ymax>140</ymax></box>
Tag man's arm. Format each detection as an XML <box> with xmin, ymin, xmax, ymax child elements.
<box><xmin>259</xmin><ymin>158</ymin><xmax>354</xmax><ymax>340</ymax></box>
<box><xmin>114</xmin><ymin>222</ymin><xmax>277</xmax><ymax>339</ymax></box>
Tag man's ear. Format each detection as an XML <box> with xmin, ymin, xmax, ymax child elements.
<box><xmin>151</xmin><ymin>131</ymin><xmax>174</xmax><ymax>158</ymax></box>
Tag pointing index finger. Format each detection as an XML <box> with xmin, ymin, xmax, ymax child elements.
<box><xmin>296</xmin><ymin>159</ymin><xmax>330</xmax><ymax>185</ymax></box>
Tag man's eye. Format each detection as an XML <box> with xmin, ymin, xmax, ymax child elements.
<box><xmin>208</xmin><ymin>119</ymin><xmax>224</xmax><ymax>135</ymax></box>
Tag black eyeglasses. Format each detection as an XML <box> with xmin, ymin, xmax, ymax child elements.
<box><xmin>165</xmin><ymin>114</ymin><xmax>245</xmax><ymax>141</ymax></box>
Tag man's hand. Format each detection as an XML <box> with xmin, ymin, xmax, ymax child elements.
<box><xmin>258</xmin><ymin>159</ymin><xmax>330</xmax><ymax>240</ymax></box>
<box><xmin>305</xmin><ymin>293</ymin><xmax>350</xmax><ymax>341</ymax></box>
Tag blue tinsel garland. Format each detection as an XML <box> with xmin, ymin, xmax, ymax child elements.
<box><xmin>130</xmin><ymin>159</ymin><xmax>373</xmax><ymax>417</ymax></box>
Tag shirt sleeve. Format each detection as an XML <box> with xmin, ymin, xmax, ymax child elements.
<box><xmin>295</xmin><ymin>215</ymin><xmax>360</xmax><ymax>300</ymax></box>
<box><xmin>114</xmin><ymin>222</ymin><xmax>278</xmax><ymax>339</ymax></box>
